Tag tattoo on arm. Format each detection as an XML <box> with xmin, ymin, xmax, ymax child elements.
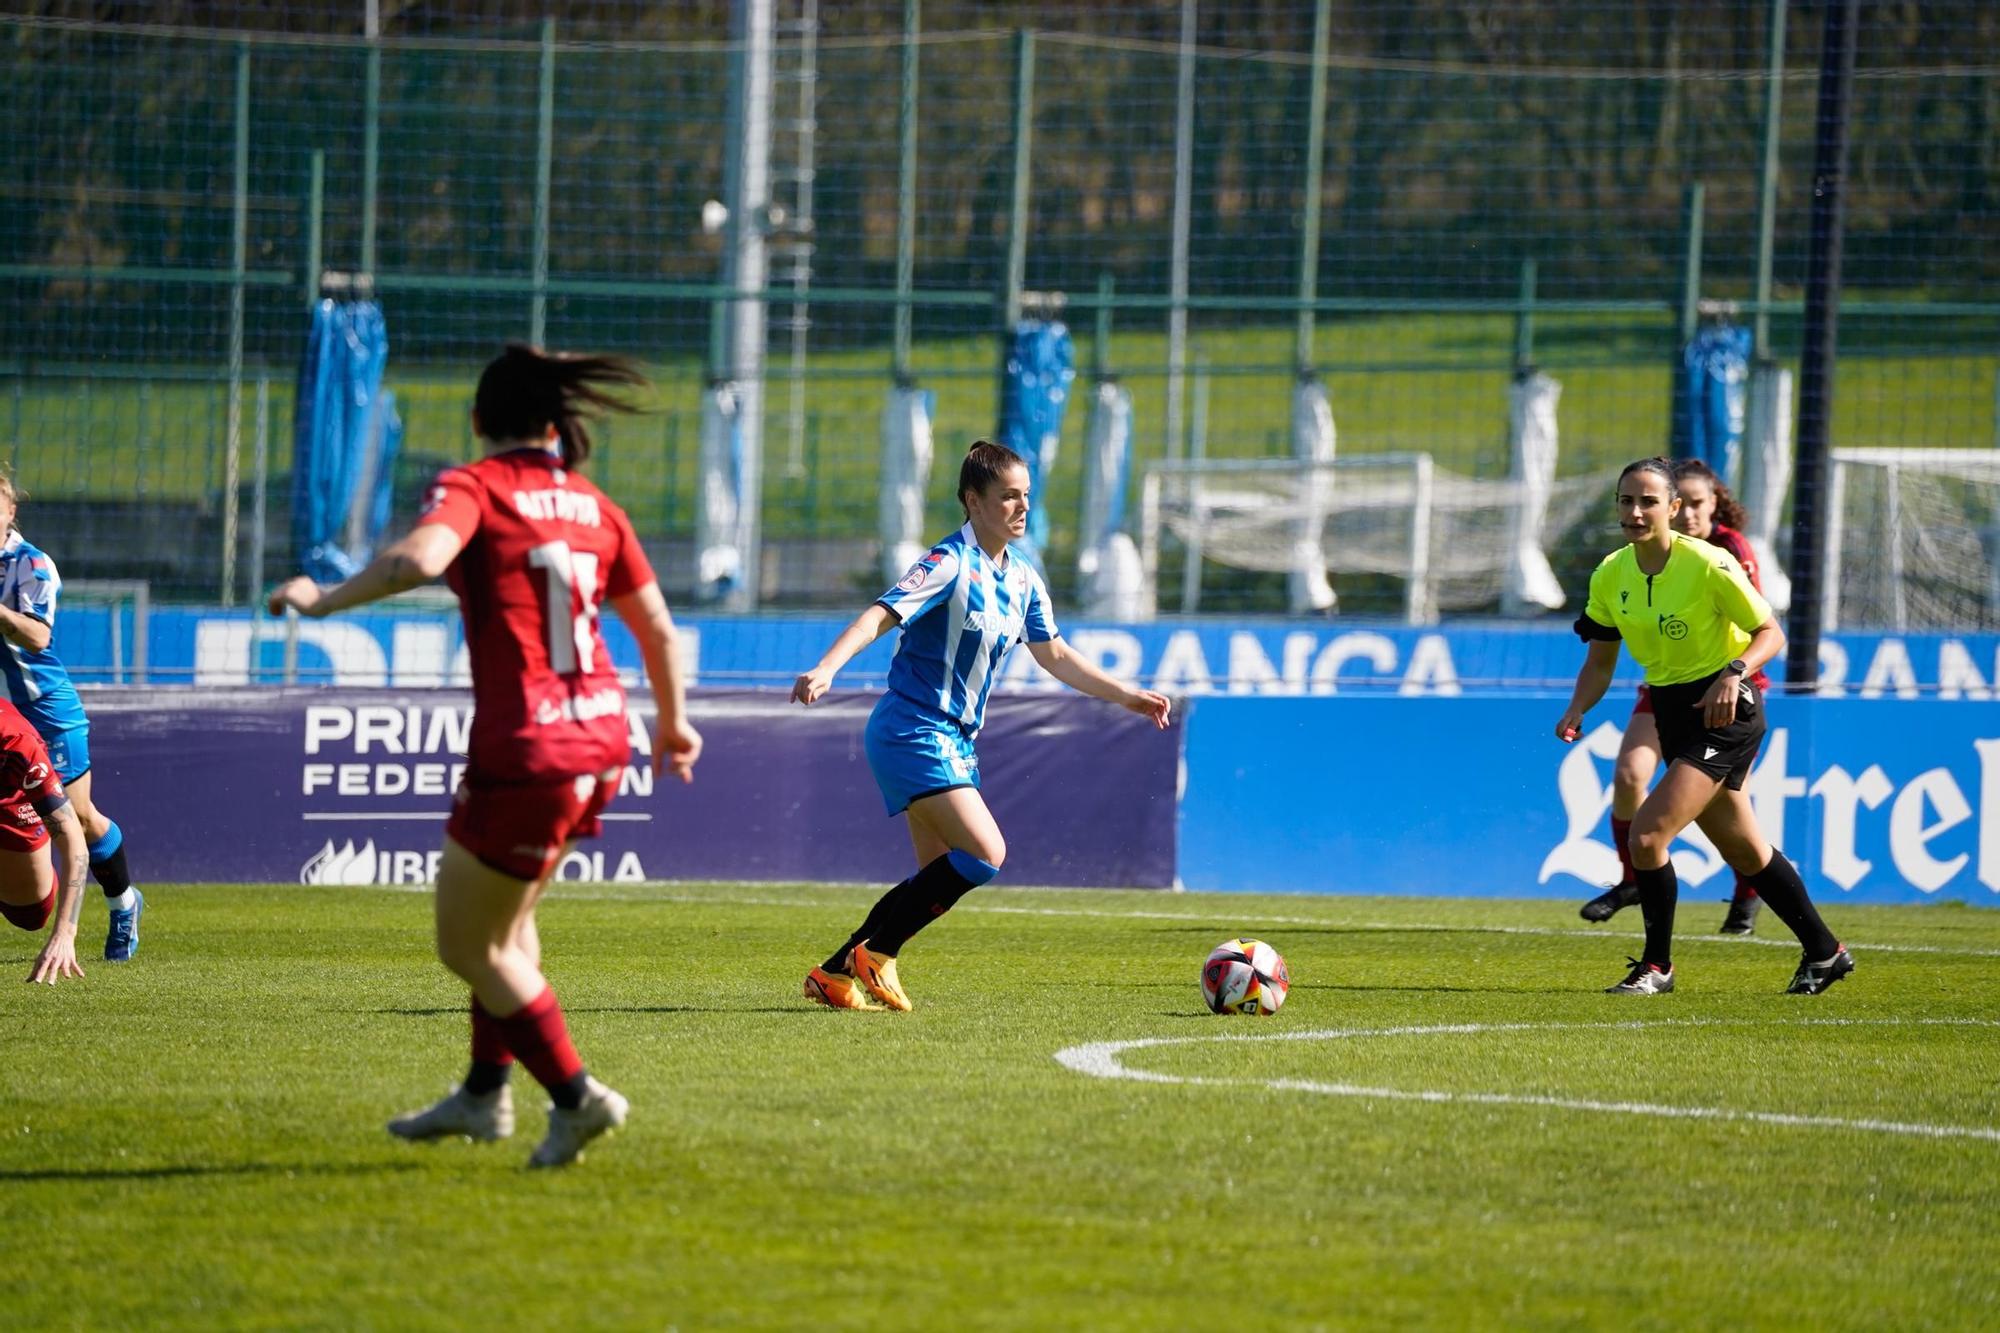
<box><xmin>65</xmin><ymin>886</ymin><xmax>83</xmax><ymax>926</ymax></box>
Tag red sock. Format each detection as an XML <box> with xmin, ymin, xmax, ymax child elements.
<box><xmin>471</xmin><ymin>997</ymin><xmax>515</xmax><ymax>1068</ymax></box>
<box><xmin>1611</xmin><ymin>818</ymin><xmax>1636</xmax><ymax>885</ymax></box>
<box><xmin>0</xmin><ymin>892</ymin><xmax>53</xmax><ymax>931</ymax></box>
<box><xmin>491</xmin><ymin>986</ymin><xmax>584</xmax><ymax>1093</ymax></box>
<box><xmin>1733</xmin><ymin>875</ymin><xmax>1759</xmax><ymax>902</ymax></box>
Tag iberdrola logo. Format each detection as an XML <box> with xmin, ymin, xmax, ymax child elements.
<box><xmin>300</xmin><ymin>838</ymin><xmax>379</xmax><ymax>885</ymax></box>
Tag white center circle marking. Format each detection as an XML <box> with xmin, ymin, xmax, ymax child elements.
<box><xmin>1055</xmin><ymin>1018</ymin><xmax>2000</xmax><ymax>1143</ymax></box>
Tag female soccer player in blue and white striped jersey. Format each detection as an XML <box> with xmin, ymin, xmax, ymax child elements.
<box><xmin>791</xmin><ymin>440</ymin><xmax>1171</xmax><ymax>1011</ymax></box>
<box><xmin>0</xmin><ymin>472</ymin><xmax>143</xmax><ymax>963</ymax></box>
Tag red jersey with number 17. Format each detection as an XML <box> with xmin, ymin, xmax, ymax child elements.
<box><xmin>417</xmin><ymin>447</ymin><xmax>656</xmax><ymax>782</ymax></box>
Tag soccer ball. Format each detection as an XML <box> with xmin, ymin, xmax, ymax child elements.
<box><xmin>1201</xmin><ymin>938</ymin><xmax>1290</xmax><ymax>1015</ymax></box>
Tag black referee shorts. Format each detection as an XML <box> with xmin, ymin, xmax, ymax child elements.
<box><xmin>1648</xmin><ymin>669</ymin><xmax>1767</xmax><ymax>790</ymax></box>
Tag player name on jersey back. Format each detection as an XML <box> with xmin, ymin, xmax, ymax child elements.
<box><xmin>511</xmin><ymin>488</ymin><xmax>602</xmax><ymax>526</ymax></box>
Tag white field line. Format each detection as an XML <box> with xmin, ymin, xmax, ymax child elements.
<box><xmin>346</xmin><ymin>882</ymin><xmax>2000</xmax><ymax>959</ymax></box>
<box><xmin>1055</xmin><ymin>1018</ymin><xmax>2000</xmax><ymax>1143</ymax></box>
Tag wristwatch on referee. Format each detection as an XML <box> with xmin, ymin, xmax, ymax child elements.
<box><xmin>1723</xmin><ymin>658</ymin><xmax>1748</xmax><ymax>677</ymax></box>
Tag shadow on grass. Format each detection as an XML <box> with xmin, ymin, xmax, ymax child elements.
<box><xmin>0</xmin><ymin>1160</ymin><xmax>428</xmax><ymax>1183</ymax></box>
<box><xmin>365</xmin><ymin>1005</ymin><xmax>819</xmax><ymax>1017</ymax></box>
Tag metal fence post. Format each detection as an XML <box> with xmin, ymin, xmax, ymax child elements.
<box><xmin>1754</xmin><ymin>0</ymin><xmax>1787</xmax><ymax>356</ymax></box>
<box><xmin>362</xmin><ymin>3</ymin><xmax>381</xmax><ymax>275</ymax></box>
<box><xmin>249</xmin><ymin>376</ymin><xmax>270</xmax><ymax>609</ymax></box>
<box><xmin>531</xmin><ymin>16</ymin><xmax>556</xmax><ymax>346</ymax></box>
<box><xmin>221</xmin><ymin>40</ymin><xmax>250</xmax><ymax>607</ymax></box>
<box><xmin>891</xmin><ymin>0</ymin><xmax>920</xmax><ymax>383</ymax></box>
<box><xmin>1678</xmin><ymin>180</ymin><xmax>1706</xmax><ymax>346</ymax></box>
<box><xmin>1788</xmin><ymin>0</ymin><xmax>1862</xmax><ymax>686</ymax></box>
<box><xmin>1513</xmin><ymin>258</ymin><xmax>1538</xmax><ymax>373</ymax></box>
<box><xmin>1294</xmin><ymin>0</ymin><xmax>1332</xmax><ymax>372</ymax></box>
<box><xmin>305</xmin><ymin>150</ymin><xmax>325</xmax><ymax>307</ymax></box>
<box><xmin>1165</xmin><ymin>0</ymin><xmax>1196</xmax><ymax>462</ymax></box>
<box><xmin>1093</xmin><ymin>272</ymin><xmax>1115</xmax><ymax>381</ymax></box>
<box><xmin>1001</xmin><ymin>28</ymin><xmax>1035</xmax><ymax>331</ymax></box>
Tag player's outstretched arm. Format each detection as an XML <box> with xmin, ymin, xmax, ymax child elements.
<box><xmin>1556</xmin><ymin>638</ymin><xmax>1621</xmax><ymax>743</ymax></box>
<box><xmin>610</xmin><ymin>582</ymin><xmax>702</xmax><ymax>784</ymax></box>
<box><xmin>792</xmin><ymin>603</ymin><xmax>899</xmax><ymax>706</ymax></box>
<box><xmin>266</xmin><ymin>524</ymin><xmax>467</xmax><ymax>619</ymax></box>
<box><xmin>26</xmin><ymin>802</ymin><xmax>88</xmax><ymax>985</ymax></box>
<box><xmin>1026</xmin><ymin>638</ymin><xmax>1171</xmax><ymax>729</ymax></box>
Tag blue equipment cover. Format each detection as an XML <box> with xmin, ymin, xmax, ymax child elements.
<box><xmin>292</xmin><ymin>299</ymin><xmax>403</xmax><ymax>583</ymax></box>
<box><xmin>996</xmin><ymin>319</ymin><xmax>1076</xmax><ymax>562</ymax></box>
<box><xmin>1672</xmin><ymin>323</ymin><xmax>1751</xmax><ymax>485</ymax></box>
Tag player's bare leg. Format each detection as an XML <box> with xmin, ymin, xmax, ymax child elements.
<box><xmin>1605</xmin><ymin>761</ymin><xmax>1722</xmax><ymax>993</ymax></box>
<box><xmin>1582</xmin><ymin>714</ymin><xmax>1658</xmax><ymax>923</ymax></box>
<box><xmin>0</xmin><ymin>844</ymin><xmax>57</xmax><ymax>936</ymax></box>
<box><xmin>393</xmin><ymin>839</ymin><xmax>626</xmax><ymax>1165</ymax></box>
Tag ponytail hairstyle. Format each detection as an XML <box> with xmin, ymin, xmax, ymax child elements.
<box><xmin>1670</xmin><ymin>457</ymin><xmax>1749</xmax><ymax>530</ymax></box>
<box><xmin>472</xmin><ymin>343</ymin><xmax>649</xmax><ymax>468</ymax></box>
<box><xmin>1617</xmin><ymin>455</ymin><xmax>1678</xmax><ymax>500</ymax></box>
<box><xmin>957</xmin><ymin>438</ymin><xmax>1028</xmax><ymax>516</ymax></box>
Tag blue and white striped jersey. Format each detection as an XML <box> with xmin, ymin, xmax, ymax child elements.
<box><xmin>0</xmin><ymin>530</ymin><xmax>87</xmax><ymax>733</ymax></box>
<box><xmin>876</xmin><ymin>523</ymin><xmax>1058</xmax><ymax>732</ymax></box>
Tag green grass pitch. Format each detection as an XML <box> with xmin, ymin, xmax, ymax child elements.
<box><xmin>4</xmin><ymin>882</ymin><xmax>1998</xmax><ymax>1329</ymax></box>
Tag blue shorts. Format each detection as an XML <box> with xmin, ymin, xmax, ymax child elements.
<box><xmin>864</xmin><ymin>691</ymin><xmax>980</xmax><ymax>816</ymax></box>
<box><xmin>41</xmin><ymin>722</ymin><xmax>90</xmax><ymax>784</ymax></box>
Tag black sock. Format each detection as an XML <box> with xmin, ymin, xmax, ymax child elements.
<box><xmin>1634</xmin><ymin>862</ymin><xmax>1678</xmax><ymax>968</ymax></box>
<box><xmin>1745</xmin><ymin>851</ymin><xmax>1839</xmax><ymax>959</ymax></box>
<box><xmin>865</xmin><ymin>854</ymin><xmax>982</xmax><ymax>957</ymax></box>
<box><xmin>92</xmin><ymin>844</ymin><xmax>134</xmax><ymax>898</ymax></box>
<box><xmin>822</xmin><ymin>881</ymin><xmax>913</xmax><ymax>973</ymax></box>
<box><xmin>549</xmin><ymin>1070</ymin><xmax>590</xmax><ymax>1111</ymax></box>
<box><xmin>463</xmin><ymin>1060</ymin><xmax>511</xmax><ymax>1096</ymax></box>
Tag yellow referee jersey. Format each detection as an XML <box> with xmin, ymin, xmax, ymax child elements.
<box><xmin>1582</xmin><ymin>533</ymin><xmax>1773</xmax><ymax>685</ymax></box>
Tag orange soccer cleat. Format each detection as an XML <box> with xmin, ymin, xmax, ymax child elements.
<box><xmin>849</xmin><ymin>942</ymin><xmax>912</xmax><ymax>1013</ymax></box>
<box><xmin>803</xmin><ymin>964</ymin><xmax>878</xmax><ymax>1010</ymax></box>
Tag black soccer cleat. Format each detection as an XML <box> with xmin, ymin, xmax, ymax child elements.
<box><xmin>1719</xmin><ymin>894</ymin><xmax>1762</xmax><ymax>936</ymax></box>
<box><xmin>1579</xmin><ymin>881</ymin><xmax>1640</xmax><ymax>923</ymax></box>
<box><xmin>1786</xmin><ymin>945</ymin><xmax>1855</xmax><ymax>996</ymax></box>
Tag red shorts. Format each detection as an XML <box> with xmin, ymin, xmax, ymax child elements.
<box><xmin>445</xmin><ymin>768</ymin><xmax>621</xmax><ymax>882</ymax></box>
<box><xmin>0</xmin><ymin>801</ymin><xmax>49</xmax><ymax>855</ymax></box>
<box><xmin>1631</xmin><ymin>684</ymin><xmax>1652</xmax><ymax>716</ymax></box>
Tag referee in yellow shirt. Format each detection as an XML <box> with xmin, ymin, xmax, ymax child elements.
<box><xmin>1557</xmin><ymin>457</ymin><xmax>1853</xmax><ymax>996</ymax></box>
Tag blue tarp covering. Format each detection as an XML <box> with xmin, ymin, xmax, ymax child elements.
<box><xmin>997</xmin><ymin>319</ymin><xmax>1076</xmax><ymax>562</ymax></box>
<box><xmin>1671</xmin><ymin>323</ymin><xmax>1751</xmax><ymax>485</ymax></box>
<box><xmin>291</xmin><ymin>299</ymin><xmax>403</xmax><ymax>582</ymax></box>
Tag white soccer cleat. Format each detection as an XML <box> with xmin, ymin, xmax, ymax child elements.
<box><xmin>387</xmin><ymin>1084</ymin><xmax>515</xmax><ymax>1142</ymax></box>
<box><xmin>528</xmin><ymin>1077</ymin><xmax>629</xmax><ymax>1169</ymax></box>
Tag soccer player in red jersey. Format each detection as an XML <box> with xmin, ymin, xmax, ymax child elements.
<box><xmin>269</xmin><ymin>344</ymin><xmax>701</xmax><ymax>1168</ymax></box>
<box><xmin>1579</xmin><ymin>458</ymin><xmax>1771</xmax><ymax>935</ymax></box>
<box><xmin>0</xmin><ymin>696</ymin><xmax>92</xmax><ymax>984</ymax></box>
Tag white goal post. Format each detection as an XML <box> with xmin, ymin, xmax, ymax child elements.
<box><xmin>1822</xmin><ymin>448</ymin><xmax>2000</xmax><ymax>631</ymax></box>
<box><xmin>1136</xmin><ymin>454</ymin><xmax>1617</xmax><ymax>624</ymax></box>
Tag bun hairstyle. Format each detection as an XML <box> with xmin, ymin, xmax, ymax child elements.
<box><xmin>957</xmin><ymin>438</ymin><xmax>1027</xmax><ymax>515</ymax></box>
<box><xmin>1618</xmin><ymin>455</ymin><xmax>1678</xmax><ymax>499</ymax></box>
<box><xmin>1670</xmin><ymin>457</ymin><xmax>1749</xmax><ymax>531</ymax></box>
<box><xmin>472</xmin><ymin>343</ymin><xmax>649</xmax><ymax>468</ymax></box>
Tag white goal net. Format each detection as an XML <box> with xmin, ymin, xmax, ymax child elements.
<box><xmin>1137</xmin><ymin>454</ymin><xmax>1618</xmax><ymax>622</ymax></box>
<box><xmin>1824</xmin><ymin>448</ymin><xmax>2000</xmax><ymax>631</ymax></box>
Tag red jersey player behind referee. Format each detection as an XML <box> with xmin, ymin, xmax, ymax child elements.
<box><xmin>270</xmin><ymin>344</ymin><xmax>701</xmax><ymax>1169</ymax></box>
<box><xmin>0</xmin><ymin>696</ymin><xmax>92</xmax><ymax>983</ymax></box>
